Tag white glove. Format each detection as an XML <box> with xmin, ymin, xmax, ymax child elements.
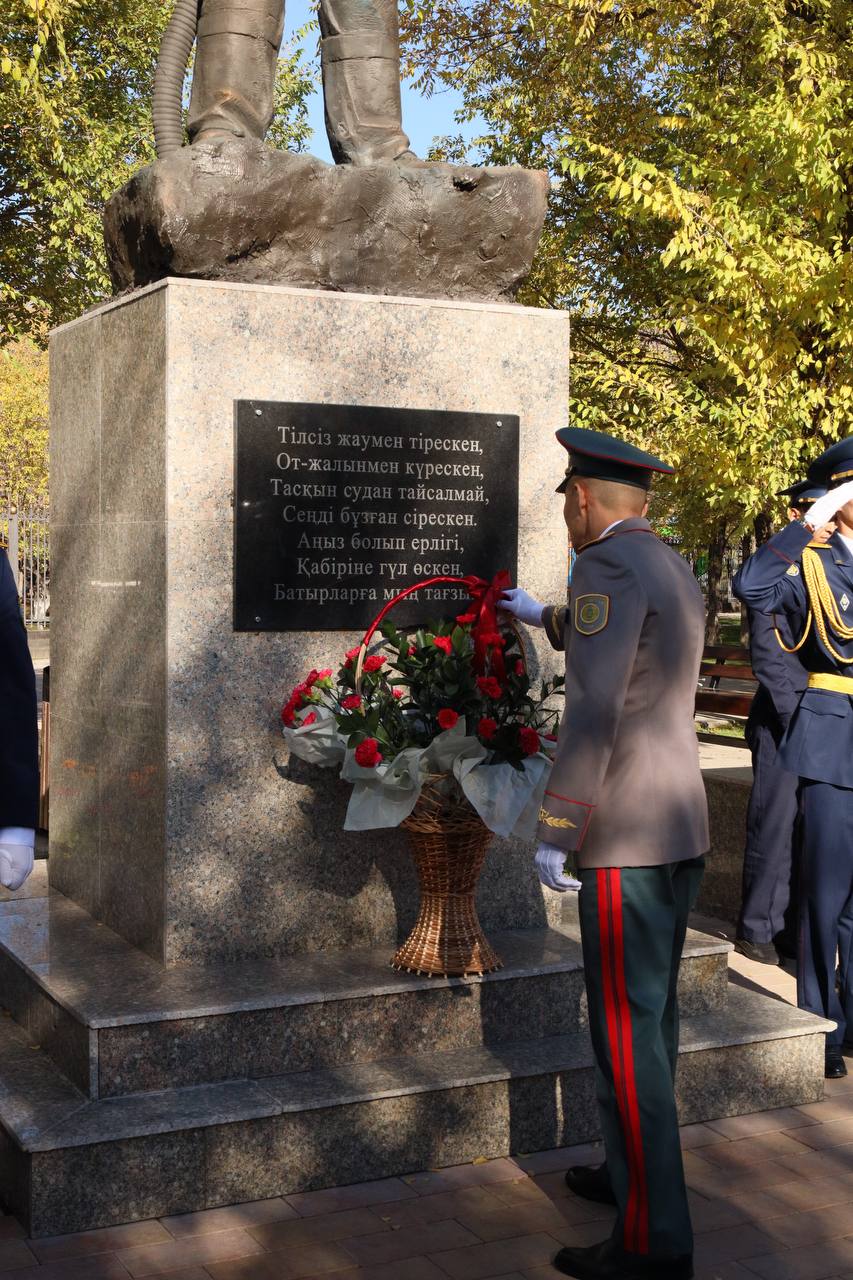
<box><xmin>535</xmin><ymin>841</ymin><xmax>582</xmax><ymax>893</ymax></box>
<box><xmin>501</xmin><ymin>587</ymin><xmax>545</xmax><ymax>629</ymax></box>
<box><xmin>0</xmin><ymin>829</ymin><xmax>35</xmax><ymax>892</ymax></box>
<box><xmin>805</xmin><ymin>480</ymin><xmax>853</xmax><ymax>531</ymax></box>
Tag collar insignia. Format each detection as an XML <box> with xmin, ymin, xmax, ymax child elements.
<box><xmin>842</xmin><ymin>593</ymin><xmax>850</xmax><ymax>611</ymax></box>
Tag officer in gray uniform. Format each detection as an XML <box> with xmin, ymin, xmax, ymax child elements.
<box><xmin>503</xmin><ymin>427</ymin><xmax>708</xmax><ymax>1280</ymax></box>
<box><xmin>187</xmin><ymin>0</ymin><xmax>416</xmax><ymax>166</ymax></box>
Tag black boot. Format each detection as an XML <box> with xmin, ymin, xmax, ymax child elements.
<box><xmin>553</xmin><ymin>1239</ymin><xmax>693</xmax><ymax>1280</ymax></box>
<box><xmin>564</xmin><ymin>1163</ymin><xmax>617</xmax><ymax>1205</ymax></box>
<box><xmin>773</xmin><ymin>931</ymin><xmax>797</xmax><ymax>961</ymax></box>
<box><xmin>826</xmin><ymin>1044</ymin><xmax>848</xmax><ymax>1078</ymax></box>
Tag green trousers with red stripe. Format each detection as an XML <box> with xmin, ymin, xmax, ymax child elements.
<box><xmin>578</xmin><ymin>857</ymin><xmax>705</xmax><ymax>1259</ymax></box>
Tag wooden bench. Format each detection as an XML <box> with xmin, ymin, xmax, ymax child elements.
<box><xmin>695</xmin><ymin>645</ymin><xmax>756</xmax><ymax>745</ymax></box>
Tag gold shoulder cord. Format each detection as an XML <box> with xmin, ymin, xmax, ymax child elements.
<box><xmin>773</xmin><ymin>549</ymin><xmax>813</xmax><ymax>653</ymax></box>
<box><xmin>797</xmin><ymin>547</ymin><xmax>853</xmax><ymax>664</ymax></box>
<box><xmin>774</xmin><ymin>611</ymin><xmax>812</xmax><ymax>654</ymax></box>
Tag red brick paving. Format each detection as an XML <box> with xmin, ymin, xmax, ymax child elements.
<box><xmin>2</xmin><ymin>1092</ymin><xmax>853</xmax><ymax>1279</ymax></box>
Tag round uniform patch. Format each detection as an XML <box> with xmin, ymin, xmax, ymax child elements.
<box><xmin>574</xmin><ymin>593</ymin><xmax>610</xmax><ymax>635</ymax></box>
<box><xmin>786</xmin><ymin>564</ymin><xmax>800</xmax><ymax>577</ymax></box>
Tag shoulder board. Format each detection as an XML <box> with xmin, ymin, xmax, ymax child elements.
<box><xmin>807</xmin><ymin>542</ymin><xmax>830</xmax><ymax>550</ymax></box>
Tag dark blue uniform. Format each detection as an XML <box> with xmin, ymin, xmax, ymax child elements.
<box><xmin>740</xmin><ymin>607</ymin><xmax>807</xmax><ymax>946</ymax></box>
<box><xmin>734</xmin><ymin>521</ymin><xmax>853</xmax><ymax>1046</ymax></box>
<box><xmin>0</xmin><ymin>554</ymin><xmax>39</xmax><ymax>830</ymax></box>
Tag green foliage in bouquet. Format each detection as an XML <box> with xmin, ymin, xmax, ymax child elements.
<box><xmin>281</xmin><ymin>616</ymin><xmax>564</xmax><ymax>772</ymax></box>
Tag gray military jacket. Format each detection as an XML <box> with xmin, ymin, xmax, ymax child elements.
<box><xmin>537</xmin><ymin>516</ymin><xmax>710</xmax><ymax>868</ymax></box>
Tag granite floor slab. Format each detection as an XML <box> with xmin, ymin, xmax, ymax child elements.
<box><xmin>0</xmin><ymin>872</ymin><xmax>732</xmax><ymax>1100</ymax></box>
<box><xmin>0</xmin><ymin>983</ymin><xmax>829</xmax><ymax>1158</ymax></box>
<box><xmin>0</xmin><ymin>873</ymin><xmax>729</xmax><ymax>1029</ymax></box>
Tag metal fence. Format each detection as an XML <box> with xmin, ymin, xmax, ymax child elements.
<box><xmin>1</xmin><ymin>497</ymin><xmax>50</xmax><ymax>628</ymax></box>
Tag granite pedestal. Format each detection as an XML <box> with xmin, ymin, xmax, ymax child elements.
<box><xmin>48</xmin><ymin>279</ymin><xmax>571</xmax><ymax>967</ymax></box>
<box><xmin>16</xmin><ymin>281</ymin><xmax>830</xmax><ymax>1238</ymax></box>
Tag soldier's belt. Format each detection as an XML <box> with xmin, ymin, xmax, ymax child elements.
<box><xmin>808</xmin><ymin>672</ymin><xmax>853</xmax><ymax>694</ymax></box>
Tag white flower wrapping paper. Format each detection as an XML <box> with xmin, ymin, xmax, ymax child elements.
<box><xmin>282</xmin><ymin>716</ymin><xmax>553</xmax><ymax>837</ymax></box>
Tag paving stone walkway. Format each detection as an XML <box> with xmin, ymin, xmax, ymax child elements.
<box><xmin>2</xmin><ymin>934</ymin><xmax>850</xmax><ymax>1280</ymax></box>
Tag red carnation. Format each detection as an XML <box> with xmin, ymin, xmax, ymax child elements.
<box><xmin>478</xmin><ymin>717</ymin><xmax>498</xmax><ymax>741</ymax></box>
<box><xmin>407</xmin><ymin>645</ymin><xmax>417</xmax><ymax>656</ymax></box>
<box><xmin>432</xmin><ymin>635</ymin><xmax>453</xmax><ymax>654</ymax></box>
<box><xmin>364</xmin><ymin>654</ymin><xmax>386</xmax><ymax>673</ymax></box>
<box><xmin>456</xmin><ymin>611</ymin><xmax>477</xmax><ymax>625</ymax></box>
<box><xmin>437</xmin><ymin>708</ymin><xmax>459</xmax><ymax>730</ymax></box>
<box><xmin>341</xmin><ymin>694</ymin><xmax>362</xmax><ymax>711</ymax></box>
<box><xmin>477</xmin><ymin>676</ymin><xmax>502</xmax><ymax>700</ymax></box>
<box><xmin>344</xmin><ymin>646</ymin><xmax>362</xmax><ymax>668</ymax></box>
<box><xmin>301</xmin><ymin>711</ymin><xmax>318</xmax><ymax>728</ymax></box>
<box><xmin>281</xmin><ymin>702</ymin><xmax>297</xmax><ymax>727</ymax></box>
<box><xmin>317</xmin><ymin>668</ymin><xmax>333</xmax><ymax>680</ymax></box>
<box><xmin>520</xmin><ymin>726</ymin><xmax>540</xmax><ymax>756</ymax></box>
<box><xmin>392</xmin><ymin>688</ymin><xmax>404</xmax><ymax>699</ymax></box>
<box><xmin>354</xmin><ymin>738</ymin><xmax>382</xmax><ymax>768</ymax></box>
<box><xmin>515</xmin><ymin>659</ymin><xmax>525</xmax><ymax>677</ymax></box>
<box><xmin>306</xmin><ymin>669</ymin><xmax>321</xmax><ymax>686</ymax></box>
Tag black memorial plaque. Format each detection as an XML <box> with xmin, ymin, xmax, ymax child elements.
<box><xmin>234</xmin><ymin>401</ymin><xmax>519</xmax><ymax>631</ymax></box>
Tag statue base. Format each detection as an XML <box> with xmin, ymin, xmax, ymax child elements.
<box><xmin>103</xmin><ymin>140</ymin><xmax>549</xmax><ymax>302</ymax></box>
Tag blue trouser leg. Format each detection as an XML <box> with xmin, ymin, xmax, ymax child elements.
<box><xmin>838</xmin><ymin>898</ymin><xmax>853</xmax><ymax>1042</ymax></box>
<box><xmin>798</xmin><ymin>780</ymin><xmax>853</xmax><ymax>1047</ymax></box>
<box><xmin>578</xmin><ymin>858</ymin><xmax>704</xmax><ymax>1258</ymax></box>
<box><xmin>739</xmin><ymin>719</ymin><xmax>799</xmax><ymax>943</ymax></box>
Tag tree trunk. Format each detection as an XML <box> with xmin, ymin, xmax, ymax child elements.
<box><xmin>704</xmin><ymin>517</ymin><xmax>728</xmax><ymax>644</ymax></box>
<box><xmin>754</xmin><ymin>510</ymin><xmax>773</xmax><ymax>545</ymax></box>
<box><xmin>739</xmin><ymin>533</ymin><xmax>752</xmax><ymax>647</ymax></box>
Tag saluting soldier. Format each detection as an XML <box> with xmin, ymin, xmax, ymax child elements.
<box><xmin>734</xmin><ymin>441</ymin><xmax>853</xmax><ymax>1079</ymax></box>
<box><xmin>0</xmin><ymin>553</ymin><xmax>38</xmax><ymax>892</ymax></box>
<box><xmin>503</xmin><ymin>427</ymin><xmax>708</xmax><ymax>1280</ymax></box>
<box><xmin>735</xmin><ymin>479</ymin><xmax>827</xmax><ymax>966</ymax></box>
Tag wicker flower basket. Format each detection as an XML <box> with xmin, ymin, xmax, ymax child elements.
<box><xmin>351</xmin><ymin>573</ymin><xmax>517</xmax><ymax>978</ymax></box>
<box><xmin>393</xmin><ymin>775</ymin><xmax>502</xmax><ymax>977</ymax></box>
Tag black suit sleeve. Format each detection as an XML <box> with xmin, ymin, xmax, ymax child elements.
<box><xmin>0</xmin><ymin>556</ymin><xmax>39</xmax><ymax>828</ymax></box>
<box><xmin>747</xmin><ymin>607</ymin><xmax>804</xmax><ymax>727</ymax></box>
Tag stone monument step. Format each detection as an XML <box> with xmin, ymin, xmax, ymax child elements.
<box><xmin>0</xmin><ymin>982</ymin><xmax>829</xmax><ymax>1236</ymax></box>
<box><xmin>0</xmin><ymin>878</ymin><xmax>730</xmax><ymax>1100</ymax></box>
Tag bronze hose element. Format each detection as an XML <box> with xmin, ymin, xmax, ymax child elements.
<box><xmin>152</xmin><ymin>0</ymin><xmax>199</xmax><ymax>158</ymax></box>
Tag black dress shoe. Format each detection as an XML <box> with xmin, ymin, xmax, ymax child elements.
<box><xmin>826</xmin><ymin>1045</ymin><xmax>848</xmax><ymax>1078</ymax></box>
<box><xmin>734</xmin><ymin>938</ymin><xmax>779</xmax><ymax>965</ymax></box>
<box><xmin>553</xmin><ymin>1239</ymin><xmax>693</xmax><ymax>1280</ymax></box>
<box><xmin>564</xmin><ymin>1163</ymin><xmax>617</xmax><ymax>1205</ymax></box>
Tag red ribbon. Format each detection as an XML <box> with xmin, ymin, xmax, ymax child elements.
<box><xmin>359</xmin><ymin>570</ymin><xmax>514</xmax><ymax>682</ymax></box>
<box><xmin>459</xmin><ymin>569</ymin><xmax>513</xmax><ymax>680</ymax></box>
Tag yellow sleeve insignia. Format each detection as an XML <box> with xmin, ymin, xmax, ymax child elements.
<box><xmin>574</xmin><ymin>593</ymin><xmax>610</xmax><ymax>635</ymax></box>
<box><xmin>539</xmin><ymin>809</ymin><xmax>577</xmax><ymax>829</ymax></box>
